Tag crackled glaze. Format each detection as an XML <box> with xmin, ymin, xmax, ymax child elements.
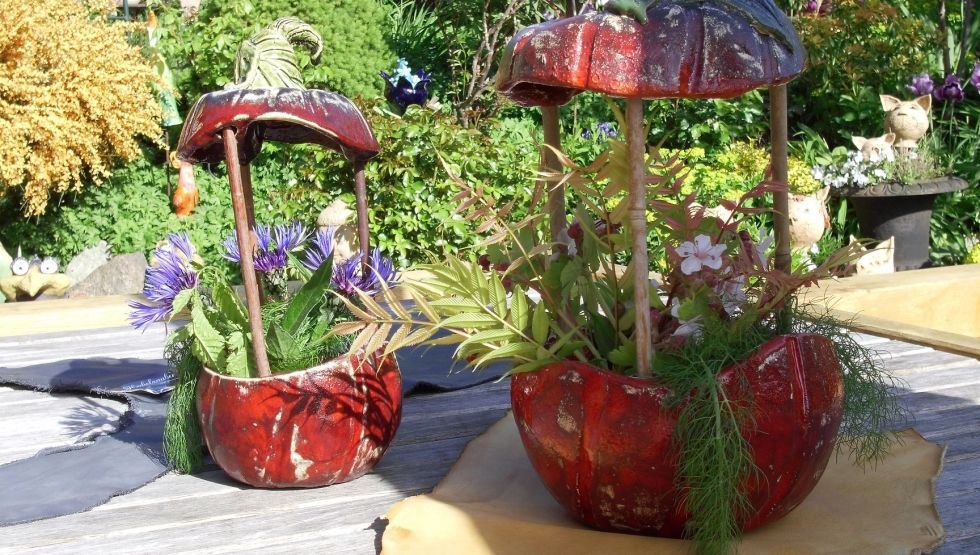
<box><xmin>510</xmin><ymin>334</ymin><xmax>843</xmax><ymax>536</ymax></box>
<box><xmin>196</xmin><ymin>351</ymin><xmax>401</xmax><ymax>488</ymax></box>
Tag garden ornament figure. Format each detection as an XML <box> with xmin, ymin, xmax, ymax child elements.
<box><xmin>788</xmin><ymin>187</ymin><xmax>831</xmax><ymax>251</ymax></box>
<box><xmin>317</xmin><ymin>199</ymin><xmax>358</xmax><ymax>262</ymax></box>
<box><xmin>0</xmin><ymin>248</ymin><xmax>71</xmax><ymax>301</ymax></box>
<box><xmin>881</xmin><ymin>94</ymin><xmax>930</xmax><ymax>150</ymax></box>
<box><xmin>852</xmin><ymin>133</ymin><xmax>896</xmax><ymax>161</ymax></box>
<box><xmin>177</xmin><ymin>16</ymin><xmax>379</xmax><ymax>377</ymax></box>
<box><xmin>380</xmin><ymin>58</ymin><xmax>431</xmax><ymax>111</ymax></box>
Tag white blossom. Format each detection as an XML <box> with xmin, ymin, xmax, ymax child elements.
<box><xmin>675</xmin><ymin>234</ymin><xmax>726</xmax><ymax>275</ymax></box>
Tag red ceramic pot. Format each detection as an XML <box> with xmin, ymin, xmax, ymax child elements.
<box><xmin>196</xmin><ymin>351</ymin><xmax>401</xmax><ymax>488</ymax></box>
<box><xmin>510</xmin><ymin>334</ymin><xmax>843</xmax><ymax>535</ymax></box>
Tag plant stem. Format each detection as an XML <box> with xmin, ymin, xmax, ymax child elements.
<box><xmin>626</xmin><ymin>98</ymin><xmax>652</xmax><ymax>378</ymax></box>
<box><xmin>223</xmin><ymin>128</ymin><xmax>271</xmax><ymax>378</ymax></box>
<box><xmin>770</xmin><ymin>84</ymin><xmax>792</xmax><ymax>331</ymax></box>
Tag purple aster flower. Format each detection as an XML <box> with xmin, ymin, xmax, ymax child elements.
<box><xmin>971</xmin><ymin>62</ymin><xmax>980</xmax><ymax>90</ymax></box>
<box><xmin>381</xmin><ymin>59</ymin><xmax>431</xmax><ymax>111</ymax></box>
<box><xmin>331</xmin><ymin>249</ymin><xmax>399</xmax><ymax>297</ymax></box>
<box><xmin>128</xmin><ymin>232</ymin><xmax>198</xmax><ymax>331</ymax></box>
<box><xmin>581</xmin><ymin>128</ymin><xmax>593</xmax><ymax>139</ymax></box>
<box><xmin>223</xmin><ymin>222</ymin><xmax>308</xmax><ymax>273</ymax></box>
<box><xmin>906</xmin><ymin>73</ymin><xmax>934</xmax><ymax>97</ymax></box>
<box><xmin>805</xmin><ymin>0</ymin><xmax>818</xmax><ymax>12</ymax></box>
<box><xmin>596</xmin><ymin>121</ymin><xmax>618</xmax><ymax>139</ymax></box>
<box><xmin>302</xmin><ymin>227</ymin><xmax>337</xmax><ymax>271</ymax></box>
<box><xmin>933</xmin><ymin>74</ymin><xmax>965</xmax><ymax>102</ymax></box>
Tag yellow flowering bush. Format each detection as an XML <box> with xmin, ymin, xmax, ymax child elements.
<box><xmin>0</xmin><ymin>0</ymin><xmax>163</xmax><ymax>216</ymax></box>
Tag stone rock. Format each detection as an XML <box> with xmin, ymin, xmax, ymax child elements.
<box><xmin>66</xmin><ymin>241</ymin><xmax>110</xmax><ymax>284</ymax></box>
<box><xmin>67</xmin><ymin>252</ymin><xmax>147</xmax><ymax>298</ymax></box>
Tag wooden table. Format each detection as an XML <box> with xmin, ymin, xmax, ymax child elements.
<box><xmin>1</xmin><ymin>325</ymin><xmax>977</xmax><ymax>553</ymax></box>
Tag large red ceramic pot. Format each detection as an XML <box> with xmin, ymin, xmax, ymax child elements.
<box><xmin>510</xmin><ymin>334</ymin><xmax>843</xmax><ymax>535</ymax></box>
<box><xmin>196</xmin><ymin>351</ymin><xmax>401</xmax><ymax>488</ymax></box>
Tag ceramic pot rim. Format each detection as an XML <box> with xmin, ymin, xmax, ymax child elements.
<box><xmin>200</xmin><ymin>348</ymin><xmax>385</xmax><ymax>383</ymax></box>
<box><xmin>534</xmin><ymin>333</ymin><xmax>832</xmax><ymax>387</ymax></box>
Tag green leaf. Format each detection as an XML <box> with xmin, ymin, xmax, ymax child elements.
<box><xmin>560</xmin><ymin>257</ymin><xmax>584</xmax><ymax>289</ymax></box>
<box><xmin>210</xmin><ymin>280</ymin><xmax>248</xmax><ymax>329</ymax></box>
<box><xmin>490</xmin><ymin>273</ymin><xmax>507</xmax><ymax>318</ymax></box>
<box><xmin>224</xmin><ymin>331</ymin><xmax>253</xmax><ymax>378</ymax></box>
<box><xmin>472</xmin><ymin>342</ymin><xmax>537</xmax><ymax>368</ymax></box>
<box><xmin>509</xmin><ymin>286</ymin><xmax>529</xmax><ymax>332</ymax></box>
<box><xmin>437</xmin><ymin>312</ymin><xmax>500</xmax><ymax>330</ymax></box>
<box><xmin>590</xmin><ymin>312</ymin><xmax>617</xmax><ymax>356</ymax></box>
<box><xmin>506</xmin><ymin>359</ymin><xmax>551</xmax><ymax>376</ymax></box>
<box><xmin>531</xmin><ymin>302</ymin><xmax>549</xmax><ymax>344</ymax></box>
<box><xmin>608</xmin><ymin>343</ymin><xmax>637</xmax><ymax>368</ymax></box>
<box><xmin>266</xmin><ymin>324</ymin><xmax>295</xmax><ymax>362</ymax></box>
<box><xmin>283</xmin><ymin>260</ymin><xmax>333</xmax><ymax>335</ymax></box>
<box><xmin>170</xmin><ymin>288</ymin><xmax>194</xmax><ymax>318</ymax></box>
<box><xmin>191</xmin><ymin>298</ymin><xmax>227</xmax><ymax>370</ymax></box>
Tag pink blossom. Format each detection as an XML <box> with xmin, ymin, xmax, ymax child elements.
<box><xmin>675</xmin><ymin>234</ymin><xmax>726</xmax><ymax>275</ymax></box>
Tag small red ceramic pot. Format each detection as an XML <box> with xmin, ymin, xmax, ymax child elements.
<box><xmin>510</xmin><ymin>334</ymin><xmax>843</xmax><ymax>536</ymax></box>
<box><xmin>197</xmin><ymin>351</ymin><xmax>401</xmax><ymax>488</ymax></box>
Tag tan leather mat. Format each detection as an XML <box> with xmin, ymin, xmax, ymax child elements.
<box><xmin>383</xmin><ymin>412</ymin><xmax>945</xmax><ymax>554</ymax></box>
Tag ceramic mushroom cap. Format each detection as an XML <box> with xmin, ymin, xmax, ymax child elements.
<box><xmin>177</xmin><ymin>88</ymin><xmax>380</xmax><ymax>165</ymax></box>
<box><xmin>176</xmin><ymin>17</ymin><xmax>380</xmax><ymax>166</ymax></box>
<box><xmin>496</xmin><ymin>0</ymin><xmax>806</xmax><ymax>106</ymax></box>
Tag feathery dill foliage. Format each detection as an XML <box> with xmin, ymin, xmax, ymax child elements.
<box><xmin>654</xmin><ymin>315</ymin><xmax>774</xmax><ymax>554</ymax></box>
<box><xmin>794</xmin><ymin>310</ymin><xmax>907</xmax><ymax>464</ymax></box>
<box><xmin>0</xmin><ymin>0</ymin><xmax>163</xmax><ymax>216</ymax></box>
<box><xmin>163</xmin><ymin>337</ymin><xmax>205</xmax><ymax>474</ymax></box>
<box><xmin>260</xmin><ymin>299</ymin><xmax>353</xmax><ymax>373</ymax></box>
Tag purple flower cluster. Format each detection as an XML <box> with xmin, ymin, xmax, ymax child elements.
<box><xmin>909</xmin><ymin>64</ymin><xmax>980</xmax><ymax>103</ymax></box>
<box><xmin>331</xmin><ymin>250</ymin><xmax>398</xmax><ymax>297</ymax></box>
<box><xmin>301</xmin><ymin>227</ymin><xmax>398</xmax><ymax>297</ymax></box>
<box><xmin>934</xmin><ymin>75</ymin><xmax>965</xmax><ymax>103</ymax></box>
<box><xmin>223</xmin><ymin>222</ymin><xmax>309</xmax><ymax>273</ymax></box>
<box><xmin>581</xmin><ymin>121</ymin><xmax>618</xmax><ymax>140</ymax></box>
<box><xmin>129</xmin><ymin>233</ymin><xmax>198</xmax><ymax>331</ymax></box>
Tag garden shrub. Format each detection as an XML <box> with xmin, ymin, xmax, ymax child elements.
<box><xmin>0</xmin><ymin>0</ymin><xmax>163</xmax><ymax>216</ymax></box>
<box><xmin>288</xmin><ymin>100</ymin><xmax>541</xmax><ymax>266</ymax></box>
<box><xmin>153</xmin><ymin>0</ymin><xmax>396</xmax><ymax>104</ymax></box>
<box><xmin>789</xmin><ymin>0</ymin><xmax>936</xmax><ymax>146</ymax></box>
<box><xmin>0</xmin><ymin>102</ymin><xmax>542</xmax><ymax>273</ymax></box>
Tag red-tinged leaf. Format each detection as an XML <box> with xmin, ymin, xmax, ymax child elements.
<box><xmin>718</xmin><ymin>199</ymin><xmax>738</xmax><ymax>211</ymax></box>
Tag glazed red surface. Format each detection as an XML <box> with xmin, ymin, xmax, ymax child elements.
<box><xmin>177</xmin><ymin>88</ymin><xmax>380</xmax><ymax>165</ymax></box>
<box><xmin>496</xmin><ymin>2</ymin><xmax>806</xmax><ymax>106</ymax></box>
<box><xmin>510</xmin><ymin>334</ymin><xmax>843</xmax><ymax>536</ymax></box>
<box><xmin>197</xmin><ymin>352</ymin><xmax>401</xmax><ymax>488</ymax></box>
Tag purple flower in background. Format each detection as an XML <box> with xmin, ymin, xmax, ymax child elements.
<box><xmin>906</xmin><ymin>73</ymin><xmax>934</xmax><ymax>97</ymax></box>
<box><xmin>128</xmin><ymin>233</ymin><xmax>198</xmax><ymax>330</ymax></box>
<box><xmin>223</xmin><ymin>222</ymin><xmax>309</xmax><ymax>273</ymax></box>
<box><xmin>302</xmin><ymin>227</ymin><xmax>337</xmax><ymax>271</ymax></box>
<box><xmin>381</xmin><ymin>59</ymin><xmax>431</xmax><ymax>111</ymax></box>
<box><xmin>582</xmin><ymin>122</ymin><xmax>618</xmax><ymax>141</ymax></box>
<box><xmin>596</xmin><ymin>121</ymin><xmax>618</xmax><ymax>139</ymax></box>
<box><xmin>971</xmin><ymin>62</ymin><xmax>980</xmax><ymax>90</ymax></box>
<box><xmin>804</xmin><ymin>0</ymin><xmax>818</xmax><ymax>12</ymax></box>
<box><xmin>933</xmin><ymin>74</ymin><xmax>965</xmax><ymax>102</ymax></box>
<box><xmin>331</xmin><ymin>249</ymin><xmax>399</xmax><ymax>297</ymax></box>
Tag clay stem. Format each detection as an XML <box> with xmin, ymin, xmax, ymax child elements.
<box><xmin>223</xmin><ymin>128</ymin><xmax>271</xmax><ymax>378</ymax></box>
<box><xmin>354</xmin><ymin>162</ymin><xmax>370</xmax><ymax>273</ymax></box>
<box><xmin>239</xmin><ymin>163</ymin><xmax>264</xmax><ymax>304</ymax></box>
<box><xmin>627</xmin><ymin>98</ymin><xmax>652</xmax><ymax>378</ymax></box>
<box><xmin>541</xmin><ymin>105</ymin><xmax>566</xmax><ymax>244</ymax></box>
<box><xmin>770</xmin><ymin>84</ymin><xmax>793</xmax><ymax>331</ymax></box>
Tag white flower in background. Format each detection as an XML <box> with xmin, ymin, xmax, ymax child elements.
<box><xmin>550</xmin><ymin>228</ymin><xmax>578</xmax><ymax>261</ymax></box>
<box><xmin>670</xmin><ymin>298</ymin><xmax>703</xmax><ymax>338</ymax></box>
<box><xmin>755</xmin><ymin>227</ymin><xmax>774</xmax><ymax>270</ymax></box>
<box><xmin>675</xmin><ymin>234</ymin><xmax>726</xmax><ymax>275</ymax></box>
<box><xmin>716</xmin><ymin>275</ymin><xmax>747</xmax><ymax>316</ymax></box>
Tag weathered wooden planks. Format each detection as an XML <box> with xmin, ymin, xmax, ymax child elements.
<box><xmin>0</xmin><ymin>325</ymin><xmax>976</xmax><ymax>553</ymax></box>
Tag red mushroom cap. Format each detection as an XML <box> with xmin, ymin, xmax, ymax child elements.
<box><xmin>176</xmin><ymin>88</ymin><xmax>380</xmax><ymax>165</ymax></box>
<box><xmin>496</xmin><ymin>1</ymin><xmax>806</xmax><ymax>107</ymax></box>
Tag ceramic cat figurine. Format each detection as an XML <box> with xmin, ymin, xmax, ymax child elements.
<box><xmin>852</xmin><ymin>133</ymin><xmax>895</xmax><ymax>161</ymax></box>
<box><xmin>316</xmin><ymin>199</ymin><xmax>358</xmax><ymax>262</ymax></box>
<box><xmin>848</xmin><ymin>235</ymin><xmax>895</xmax><ymax>275</ymax></box>
<box><xmin>788</xmin><ymin>187</ymin><xmax>830</xmax><ymax>250</ymax></box>
<box><xmin>881</xmin><ymin>94</ymin><xmax>931</xmax><ymax>149</ymax></box>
